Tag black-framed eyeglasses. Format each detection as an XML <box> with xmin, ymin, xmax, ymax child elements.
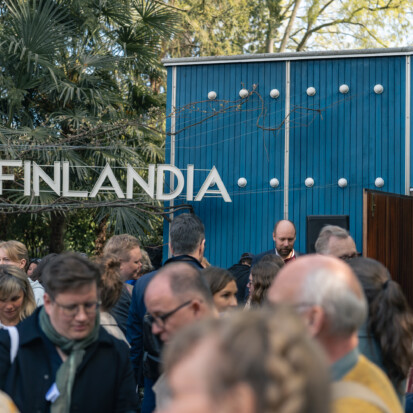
<box><xmin>292</xmin><ymin>302</ymin><xmax>316</xmax><ymax>311</ymax></box>
<box><xmin>148</xmin><ymin>300</ymin><xmax>192</xmax><ymax>328</ymax></box>
<box><xmin>53</xmin><ymin>298</ymin><xmax>101</xmax><ymax>317</ymax></box>
<box><xmin>338</xmin><ymin>252</ymin><xmax>362</xmax><ymax>261</ymax></box>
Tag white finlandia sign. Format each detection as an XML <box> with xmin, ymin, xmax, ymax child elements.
<box><xmin>0</xmin><ymin>161</ymin><xmax>232</xmax><ymax>202</ymax></box>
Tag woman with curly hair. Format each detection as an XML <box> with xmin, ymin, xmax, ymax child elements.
<box><xmin>348</xmin><ymin>257</ymin><xmax>413</xmax><ymax>401</ymax></box>
<box><xmin>0</xmin><ymin>265</ymin><xmax>36</xmax><ymax>326</ymax></box>
<box><xmin>161</xmin><ymin>307</ymin><xmax>330</xmax><ymax>413</ymax></box>
<box><xmin>95</xmin><ymin>255</ymin><xmax>129</xmax><ymax>345</ymax></box>
<box><xmin>247</xmin><ymin>261</ymin><xmax>281</xmax><ymax>308</ymax></box>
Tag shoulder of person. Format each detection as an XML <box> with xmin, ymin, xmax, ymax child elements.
<box><xmin>98</xmin><ymin>325</ymin><xmax>130</xmax><ymax>352</ymax></box>
<box><xmin>333</xmin><ymin>397</ymin><xmax>388</xmax><ymax>413</ymax></box>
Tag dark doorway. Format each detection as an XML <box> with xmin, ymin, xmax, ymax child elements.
<box><xmin>363</xmin><ymin>189</ymin><xmax>413</xmax><ymax>308</ymax></box>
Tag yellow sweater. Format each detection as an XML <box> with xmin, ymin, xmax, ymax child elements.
<box><xmin>334</xmin><ymin>355</ymin><xmax>403</xmax><ymax>413</ymax></box>
<box><xmin>0</xmin><ymin>391</ymin><xmax>19</xmax><ymax>413</ymax></box>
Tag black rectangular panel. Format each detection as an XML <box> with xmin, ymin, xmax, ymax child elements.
<box><xmin>306</xmin><ymin>215</ymin><xmax>350</xmax><ymax>254</ymax></box>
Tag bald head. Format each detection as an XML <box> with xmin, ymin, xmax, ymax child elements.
<box><xmin>272</xmin><ymin>220</ymin><xmax>296</xmax><ymax>259</ymax></box>
<box><xmin>268</xmin><ymin>255</ymin><xmax>367</xmax><ymax>338</ymax></box>
<box><xmin>144</xmin><ymin>262</ymin><xmax>214</xmax><ymax>342</ymax></box>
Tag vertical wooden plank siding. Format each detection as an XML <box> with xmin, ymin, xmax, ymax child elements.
<box><xmin>364</xmin><ymin>190</ymin><xmax>413</xmax><ymax>308</ymax></box>
<box><xmin>288</xmin><ymin>56</ymin><xmax>405</xmax><ymax>253</ymax></box>
<box><xmin>164</xmin><ymin>54</ymin><xmax>407</xmax><ymax>267</ymax></box>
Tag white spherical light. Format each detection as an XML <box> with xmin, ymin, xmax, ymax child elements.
<box><xmin>375</xmin><ymin>177</ymin><xmax>385</xmax><ymax>188</ymax></box>
<box><xmin>270</xmin><ymin>89</ymin><xmax>280</xmax><ymax>99</ymax></box>
<box><xmin>339</xmin><ymin>84</ymin><xmax>349</xmax><ymax>94</ymax></box>
<box><xmin>238</xmin><ymin>177</ymin><xmax>247</xmax><ymax>187</ymax></box>
<box><xmin>239</xmin><ymin>89</ymin><xmax>249</xmax><ymax>99</ymax></box>
<box><xmin>208</xmin><ymin>91</ymin><xmax>217</xmax><ymax>100</ymax></box>
<box><xmin>305</xmin><ymin>177</ymin><xmax>314</xmax><ymax>187</ymax></box>
<box><xmin>338</xmin><ymin>178</ymin><xmax>348</xmax><ymax>188</ymax></box>
<box><xmin>306</xmin><ymin>87</ymin><xmax>316</xmax><ymax>96</ymax></box>
<box><xmin>374</xmin><ymin>84</ymin><xmax>384</xmax><ymax>94</ymax></box>
<box><xmin>270</xmin><ymin>178</ymin><xmax>279</xmax><ymax>188</ymax></box>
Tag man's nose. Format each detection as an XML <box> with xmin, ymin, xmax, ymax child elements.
<box><xmin>75</xmin><ymin>306</ymin><xmax>88</xmax><ymax>321</ymax></box>
<box><xmin>151</xmin><ymin>322</ymin><xmax>163</xmax><ymax>336</ymax></box>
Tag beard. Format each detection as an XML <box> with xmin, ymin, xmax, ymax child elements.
<box><xmin>277</xmin><ymin>247</ymin><xmax>293</xmax><ymax>258</ymax></box>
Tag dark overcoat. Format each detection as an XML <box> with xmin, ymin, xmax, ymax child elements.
<box><xmin>0</xmin><ymin>308</ymin><xmax>138</xmax><ymax>413</ymax></box>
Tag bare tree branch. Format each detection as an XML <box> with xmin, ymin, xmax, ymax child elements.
<box><xmin>279</xmin><ymin>0</ymin><xmax>303</xmax><ymax>52</ymax></box>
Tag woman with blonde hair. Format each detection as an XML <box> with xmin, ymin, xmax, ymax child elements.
<box><xmin>0</xmin><ymin>265</ymin><xmax>36</xmax><ymax>326</ymax></box>
<box><xmin>161</xmin><ymin>307</ymin><xmax>330</xmax><ymax>413</ymax></box>
<box><xmin>0</xmin><ymin>241</ymin><xmax>29</xmax><ymax>269</ymax></box>
<box><xmin>0</xmin><ymin>240</ymin><xmax>44</xmax><ymax>306</ymax></box>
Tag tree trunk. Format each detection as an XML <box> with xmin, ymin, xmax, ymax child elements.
<box><xmin>265</xmin><ymin>23</ymin><xmax>275</xmax><ymax>53</ymax></box>
<box><xmin>94</xmin><ymin>216</ymin><xmax>109</xmax><ymax>256</ymax></box>
<box><xmin>49</xmin><ymin>211</ymin><xmax>66</xmax><ymax>253</ymax></box>
<box><xmin>279</xmin><ymin>0</ymin><xmax>303</xmax><ymax>52</ymax></box>
<box><xmin>0</xmin><ymin>213</ymin><xmax>9</xmax><ymax>241</ymax></box>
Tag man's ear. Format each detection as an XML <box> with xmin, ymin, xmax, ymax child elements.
<box><xmin>223</xmin><ymin>383</ymin><xmax>256</xmax><ymax>413</ymax></box>
<box><xmin>43</xmin><ymin>293</ymin><xmax>52</xmax><ymax>316</ymax></box>
<box><xmin>198</xmin><ymin>239</ymin><xmax>206</xmax><ymax>258</ymax></box>
<box><xmin>272</xmin><ymin>232</ymin><xmax>276</xmax><ymax>242</ymax></box>
<box><xmin>303</xmin><ymin>305</ymin><xmax>325</xmax><ymax>337</ymax></box>
<box><xmin>190</xmin><ymin>299</ymin><xmax>202</xmax><ymax>318</ymax></box>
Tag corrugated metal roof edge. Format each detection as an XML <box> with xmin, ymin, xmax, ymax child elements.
<box><xmin>162</xmin><ymin>47</ymin><xmax>413</xmax><ymax>67</ymax></box>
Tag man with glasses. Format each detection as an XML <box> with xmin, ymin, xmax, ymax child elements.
<box><xmin>127</xmin><ymin>213</ymin><xmax>206</xmax><ymax>413</ymax></box>
<box><xmin>145</xmin><ymin>262</ymin><xmax>214</xmax><ymax>343</ymax></box>
<box><xmin>0</xmin><ymin>252</ymin><xmax>138</xmax><ymax>413</ymax></box>
<box><xmin>315</xmin><ymin>225</ymin><xmax>360</xmax><ymax>260</ymax></box>
<box><xmin>144</xmin><ymin>261</ymin><xmax>215</xmax><ymax>409</ymax></box>
<box><xmin>267</xmin><ymin>255</ymin><xmax>402</xmax><ymax>413</ymax></box>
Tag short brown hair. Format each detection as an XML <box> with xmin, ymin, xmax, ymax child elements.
<box><xmin>42</xmin><ymin>252</ymin><xmax>101</xmax><ymax>296</ymax></box>
<box><xmin>202</xmin><ymin>267</ymin><xmax>235</xmax><ymax>295</ymax></box>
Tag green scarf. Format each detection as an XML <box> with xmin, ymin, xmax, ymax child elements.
<box><xmin>39</xmin><ymin>307</ymin><xmax>100</xmax><ymax>413</ymax></box>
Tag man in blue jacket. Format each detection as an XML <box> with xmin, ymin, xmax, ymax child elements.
<box><xmin>127</xmin><ymin>213</ymin><xmax>205</xmax><ymax>413</ymax></box>
<box><xmin>0</xmin><ymin>252</ymin><xmax>138</xmax><ymax>413</ymax></box>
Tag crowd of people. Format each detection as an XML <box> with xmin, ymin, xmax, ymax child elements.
<box><xmin>0</xmin><ymin>214</ymin><xmax>411</xmax><ymax>413</ymax></box>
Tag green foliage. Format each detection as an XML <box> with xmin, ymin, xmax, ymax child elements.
<box><xmin>164</xmin><ymin>0</ymin><xmax>254</xmax><ymax>57</ymax></box>
<box><xmin>2</xmin><ymin>213</ymin><xmax>50</xmax><ymax>257</ymax></box>
<box><xmin>0</xmin><ymin>0</ymin><xmax>180</xmax><ymax>252</ymax></box>
<box><xmin>163</xmin><ymin>0</ymin><xmax>412</xmax><ymax>56</ymax></box>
